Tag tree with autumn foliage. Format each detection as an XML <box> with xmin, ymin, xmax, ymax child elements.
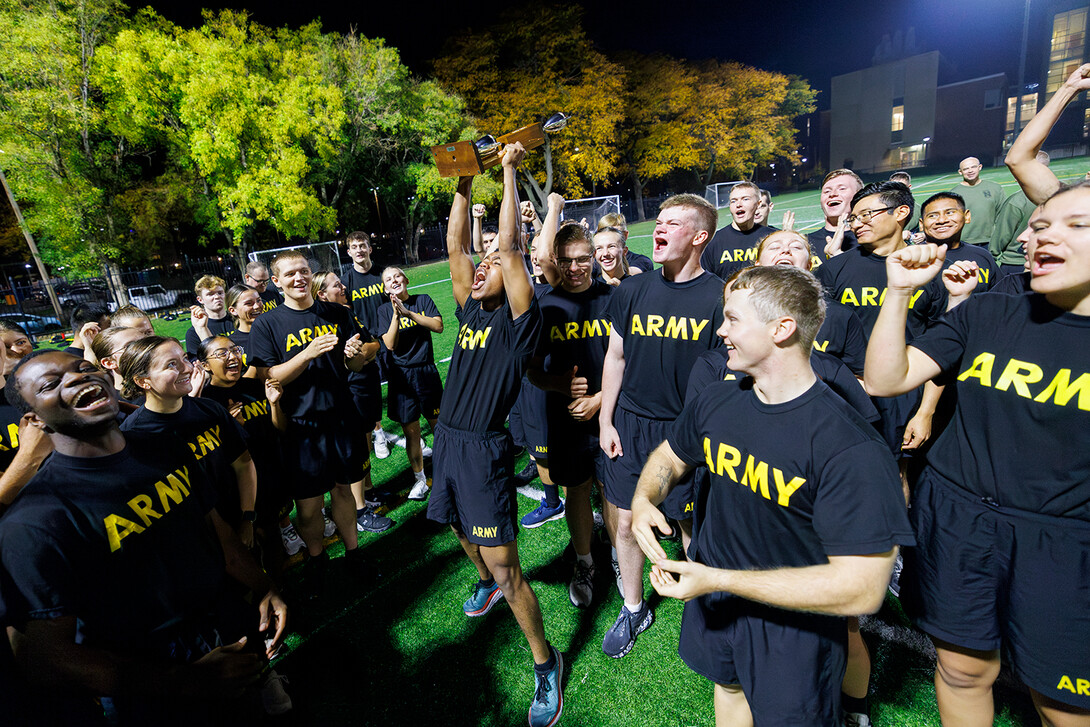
<box><xmin>690</xmin><ymin>60</ymin><xmax>817</xmax><ymax>184</ymax></box>
<box><xmin>430</xmin><ymin>4</ymin><xmax>624</xmax><ymax>214</ymax></box>
<box><xmin>614</xmin><ymin>53</ymin><xmax>703</xmax><ymax>221</ymax></box>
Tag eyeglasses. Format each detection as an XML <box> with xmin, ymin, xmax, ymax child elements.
<box><xmin>556</xmin><ymin>255</ymin><xmax>593</xmax><ymax>268</ymax></box>
<box><xmin>205</xmin><ymin>345</ymin><xmax>244</xmax><ymax>361</ymax></box>
<box><xmin>248</xmin><ymin>277</ymin><xmax>269</xmax><ymax>285</ymax></box>
<box><xmin>845</xmin><ymin>206</ymin><xmax>897</xmax><ymax>226</ymax></box>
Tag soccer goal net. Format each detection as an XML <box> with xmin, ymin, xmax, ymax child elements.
<box><xmin>704</xmin><ymin>182</ymin><xmax>744</xmax><ymax>209</ymax></box>
<box><xmin>248</xmin><ymin>241</ymin><xmax>343</xmax><ymax>290</ymax></box>
<box><xmin>560</xmin><ymin>195</ymin><xmax>621</xmax><ymax>231</ymax></box>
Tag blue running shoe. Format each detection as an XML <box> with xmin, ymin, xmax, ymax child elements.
<box><xmin>528</xmin><ymin>644</ymin><xmax>564</xmax><ymax>727</ymax></box>
<box><xmin>463</xmin><ymin>579</ymin><xmax>504</xmax><ymax>617</ymax></box>
<box><xmin>602</xmin><ymin>602</ymin><xmax>653</xmax><ymax>658</ymax></box>
<box><xmin>521</xmin><ymin>498</ymin><xmax>565</xmax><ymax>529</ymax></box>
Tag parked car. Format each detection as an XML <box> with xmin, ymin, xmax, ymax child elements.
<box><xmin>0</xmin><ymin>312</ymin><xmax>63</xmax><ymax>335</ymax></box>
<box><xmin>57</xmin><ymin>282</ymin><xmax>113</xmax><ymax>308</ymax></box>
<box><xmin>120</xmin><ymin>284</ymin><xmax>184</xmax><ymax>311</ymax></box>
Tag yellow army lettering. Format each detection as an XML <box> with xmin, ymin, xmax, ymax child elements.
<box><xmin>458</xmin><ymin>324</ymin><xmax>491</xmax><ymax>350</ymax></box>
<box><xmin>262</xmin><ymin>299</ymin><xmax>278</xmax><ymax>313</ymax></box>
<box><xmin>549</xmin><ymin>318</ymin><xmax>612</xmax><ymax>342</ymax></box>
<box><xmin>398</xmin><ymin>316</ymin><xmax>418</xmax><ymax>330</ymax></box>
<box><xmin>102</xmin><ymin>466</ymin><xmax>193</xmax><ymax>552</ymax></box>
<box><xmin>720</xmin><ymin>248</ymin><xmax>759</xmax><ymax>264</ymax></box>
<box><xmin>238</xmin><ymin>399</ymin><xmax>269</xmax><ymax>424</ymax></box>
<box><xmin>630</xmin><ymin>315</ymin><xmax>711</xmax><ymax>341</ymax></box>
<box><xmin>350</xmin><ymin>283</ymin><xmax>385</xmax><ymax>301</ymax></box>
<box><xmin>284</xmin><ymin>324</ymin><xmax>339</xmax><ymax>352</ymax></box>
<box><xmin>1056</xmin><ymin>675</ymin><xmax>1090</xmax><ymax>696</ymax></box>
<box><xmin>0</xmin><ymin>422</ymin><xmax>19</xmax><ymax>452</ymax></box>
<box><xmin>188</xmin><ymin>425</ymin><xmax>223</xmax><ymax>460</ymax></box>
<box><xmin>957</xmin><ymin>352</ymin><xmax>1090</xmax><ymax>411</ymax></box>
<box><xmin>702</xmin><ymin>438</ymin><xmax>807</xmax><ymax>507</ymax></box>
<box><xmin>840</xmin><ymin>288</ymin><xmax>924</xmax><ymax>308</ymax></box>
<box><xmin>471</xmin><ymin>525</ymin><xmax>498</xmax><ymax>538</ymax></box>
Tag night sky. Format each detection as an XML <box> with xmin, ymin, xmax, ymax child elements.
<box><xmin>135</xmin><ymin>0</ymin><xmax>1046</xmax><ymax>108</ymax></box>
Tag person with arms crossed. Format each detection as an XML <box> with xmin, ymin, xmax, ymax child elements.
<box><xmin>632</xmin><ymin>266</ymin><xmax>912</xmax><ymax>727</ymax></box>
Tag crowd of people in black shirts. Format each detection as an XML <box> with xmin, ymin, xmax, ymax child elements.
<box><xmin>0</xmin><ymin>63</ymin><xmax>1088</xmax><ymax>727</ymax></box>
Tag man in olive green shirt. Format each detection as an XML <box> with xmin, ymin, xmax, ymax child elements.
<box><xmin>989</xmin><ymin>152</ymin><xmax>1048</xmax><ymax>276</ymax></box>
<box><xmin>949</xmin><ymin>157</ymin><xmax>1004</xmax><ymax>246</ymax></box>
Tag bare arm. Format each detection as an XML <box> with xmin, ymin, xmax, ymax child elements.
<box><xmin>631</xmin><ymin>441</ymin><xmax>692</xmax><ymax>562</ymax></box>
<box><xmin>380</xmin><ymin>305</ymin><xmax>400</xmax><ymax>351</ymax></box>
<box><xmin>534</xmin><ymin>193</ymin><xmax>565</xmax><ymax>288</ymax></box>
<box><xmin>343</xmin><ymin>333</ymin><xmax>375</xmax><ymax>373</ymax></box>
<box><xmin>497</xmin><ymin>143</ymin><xmax>534</xmax><ymax>319</ymax></box>
<box><xmin>902</xmin><ymin>380</ymin><xmax>944</xmax><ymax>451</ymax></box>
<box><xmin>598</xmin><ymin>329</ymin><xmax>626</xmax><ymax>458</ymax></box>
<box><xmin>1006</xmin><ymin>64</ymin><xmax>1090</xmax><ymax>203</ymax></box>
<box><xmin>264</xmin><ymin>378</ymin><xmax>287</xmax><ymax>432</ymax></box>
<box><xmin>864</xmin><ymin>244</ymin><xmax>946</xmax><ymax>396</ymax></box>
<box><xmin>229</xmin><ymin>453</ymin><xmax>257</xmax><ymax>547</ymax></box>
<box><xmin>471</xmin><ymin>204</ymin><xmax>486</xmax><ymax>257</ymax></box>
<box><xmin>0</xmin><ymin>417</ymin><xmax>52</xmax><ymax>506</ymax></box>
<box><xmin>448</xmin><ymin>177</ymin><xmax>476</xmax><ymax>308</ymax></box>
<box><xmin>650</xmin><ymin>550</ymin><xmax>898</xmax><ymax>616</ymax></box>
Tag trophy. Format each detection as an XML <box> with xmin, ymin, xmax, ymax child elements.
<box><xmin>431</xmin><ymin>112</ymin><xmax>570</xmax><ymax>177</ymax></box>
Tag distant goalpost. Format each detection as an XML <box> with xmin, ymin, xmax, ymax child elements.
<box><xmin>248</xmin><ymin>241</ymin><xmax>343</xmax><ymax>285</ymax></box>
<box><xmin>560</xmin><ymin>195</ymin><xmax>621</xmax><ymax>230</ymax></box>
<box><xmin>704</xmin><ymin>181</ymin><xmax>744</xmax><ymax>209</ymax></box>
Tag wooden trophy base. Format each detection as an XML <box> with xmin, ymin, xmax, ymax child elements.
<box><xmin>431</xmin><ymin>123</ymin><xmax>548</xmax><ymax>177</ymax></box>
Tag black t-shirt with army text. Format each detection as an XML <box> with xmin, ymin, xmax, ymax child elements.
<box><xmin>185</xmin><ymin>315</ymin><xmax>235</xmax><ymax>355</ymax></box>
<box><xmin>249</xmin><ymin>300</ymin><xmax>360</xmax><ymax>420</ymax></box>
<box><xmin>538</xmin><ymin>280</ymin><xmax>614</xmax><ymax>446</ymax></box>
<box><xmin>377</xmin><ymin>294</ymin><xmax>442</xmax><ymax>368</ymax></box>
<box><xmin>440</xmin><ymin>296</ymin><xmax>542</xmax><ymax>434</ymax></box>
<box><xmin>667</xmin><ymin>377</ymin><xmax>913</xmax><ymax>571</ymax></box>
<box><xmin>910</xmin><ymin>293</ymin><xmax>1090</xmax><ymax>519</ymax></box>
<box><xmin>607</xmin><ymin>270</ymin><xmax>725</xmax><ymax>420</ymax></box>
<box><xmin>0</xmin><ymin>434</ymin><xmax>225</xmax><ymax>651</ymax></box>
<box><xmin>815</xmin><ymin>301</ymin><xmax>868</xmax><ymax>375</ymax></box>
<box><xmin>815</xmin><ymin>246</ymin><xmax>946</xmax><ymax>341</ymax></box>
<box><xmin>342</xmin><ymin>266</ymin><xmax>386</xmax><ymax>337</ymax></box>
<box><xmin>700</xmin><ymin>223</ymin><xmax>770</xmax><ymax>279</ymax></box>
<box><xmin>942</xmin><ymin>242</ymin><xmax>1001</xmax><ymax>293</ymax></box>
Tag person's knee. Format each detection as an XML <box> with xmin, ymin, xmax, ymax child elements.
<box><xmin>935</xmin><ymin>646</ymin><xmax>1000</xmax><ymax>690</ymax></box>
<box><xmin>616</xmin><ymin>508</ymin><xmax>636</xmax><ymax>541</ymax></box>
<box><xmin>296</xmin><ymin>496</ymin><xmax>323</xmax><ymax>520</ymax></box>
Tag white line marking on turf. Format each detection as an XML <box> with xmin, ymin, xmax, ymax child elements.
<box><xmin>409</xmin><ymin>278</ymin><xmax>451</xmax><ymax>290</ymax></box>
<box><xmin>517</xmin><ymin>484</ymin><xmax>545</xmax><ymax>501</ymax></box>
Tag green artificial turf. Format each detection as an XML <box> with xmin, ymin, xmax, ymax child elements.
<box><xmin>44</xmin><ymin>159</ymin><xmax>1072</xmax><ymax>724</ymax></box>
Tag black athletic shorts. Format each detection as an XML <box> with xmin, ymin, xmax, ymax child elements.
<box><xmin>508</xmin><ymin>375</ymin><xmax>547</xmax><ymax>458</ymax></box>
<box><xmin>603</xmin><ymin>406</ymin><xmax>694</xmax><ymax>519</ymax></box>
<box><xmin>427</xmin><ymin>423</ymin><xmax>517</xmax><ymax>547</ymax></box>
<box><xmin>903</xmin><ymin>469</ymin><xmax>1090</xmax><ymax>709</ymax></box>
<box><xmin>284</xmin><ymin>414</ymin><xmax>368</xmax><ymax>500</ymax></box>
<box><xmin>350</xmin><ymin>363</ymin><xmax>383</xmax><ymax>430</ymax></box>
<box><xmin>679</xmin><ymin>592</ymin><xmax>846</xmax><ymax>726</ymax></box>
<box><xmin>546</xmin><ymin>442</ymin><xmax>605</xmax><ymax>489</ymax></box>
<box><xmin>872</xmin><ymin>386</ymin><xmax>922</xmax><ymax>458</ymax></box>
<box><xmin>387</xmin><ymin>363</ymin><xmax>442</xmax><ymax>424</ymax></box>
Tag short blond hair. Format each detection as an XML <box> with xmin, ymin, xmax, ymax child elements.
<box><xmin>660</xmin><ymin>194</ymin><xmax>717</xmax><ymax>239</ymax></box>
<box><xmin>194</xmin><ymin>275</ymin><xmax>225</xmax><ymax>296</ymax></box>
<box><xmin>732</xmin><ymin>266</ymin><xmax>825</xmax><ymax>350</ymax></box>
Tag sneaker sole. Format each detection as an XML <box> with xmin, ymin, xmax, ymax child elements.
<box><xmin>605</xmin><ymin>610</ymin><xmax>654</xmax><ymax>659</ymax></box>
<box><xmin>356</xmin><ymin>520</ymin><xmax>395</xmax><ymax>533</ymax></box>
<box><xmin>521</xmin><ymin>510</ymin><xmax>566</xmax><ymax>529</ymax></box>
<box><xmin>464</xmin><ymin>588</ymin><xmax>505</xmax><ymax>617</ymax></box>
<box><xmin>407</xmin><ymin>491</ymin><xmax>430</xmax><ymax>501</ymax></box>
<box><xmin>528</xmin><ymin>650</ymin><xmax>564</xmax><ymax>727</ymax></box>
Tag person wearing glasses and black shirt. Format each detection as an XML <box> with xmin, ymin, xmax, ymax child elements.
<box><xmin>245</xmin><ymin>262</ymin><xmax>283</xmax><ymax>312</ymax></box>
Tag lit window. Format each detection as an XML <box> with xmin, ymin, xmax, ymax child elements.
<box><xmin>1006</xmin><ymin>93</ymin><xmax>1039</xmax><ymax>132</ymax></box>
<box><xmin>1047</xmin><ymin>8</ymin><xmax>1089</xmax><ymax>93</ymax></box>
<box><xmin>891</xmin><ymin>105</ymin><xmax>904</xmax><ymax>132</ymax></box>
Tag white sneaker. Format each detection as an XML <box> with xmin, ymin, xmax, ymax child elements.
<box><xmin>373</xmin><ymin>430</ymin><xmax>390</xmax><ymax>459</ymax></box>
<box><xmin>569</xmin><ymin>559</ymin><xmax>595</xmax><ymax>608</ymax></box>
<box><xmin>280</xmin><ymin>524</ymin><xmax>305</xmax><ymax>556</ymax></box>
<box><xmin>261</xmin><ymin>670</ymin><xmax>292</xmax><ymax>715</ymax></box>
<box><xmin>389</xmin><ymin>434</ymin><xmax>407</xmax><ymax>449</ymax></box>
<box><xmin>421</xmin><ymin>443</ymin><xmax>433</xmax><ymax>458</ymax></box>
<box><xmin>323</xmin><ymin>512</ymin><xmax>336</xmax><ymax>538</ymax></box>
<box><xmin>408</xmin><ymin>476</ymin><xmax>430</xmax><ymax>501</ymax></box>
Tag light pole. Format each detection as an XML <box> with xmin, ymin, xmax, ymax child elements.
<box><xmin>371</xmin><ymin>187</ymin><xmax>384</xmax><ymax>233</ymax></box>
<box><xmin>0</xmin><ymin>153</ymin><xmax>64</xmax><ymax>320</ymax></box>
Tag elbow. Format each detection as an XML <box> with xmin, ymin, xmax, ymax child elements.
<box><xmin>852</xmin><ymin>584</ymin><xmax>888</xmax><ymax>615</ymax></box>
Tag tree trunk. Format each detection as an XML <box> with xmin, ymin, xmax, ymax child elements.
<box><xmin>631</xmin><ymin>171</ymin><xmax>647</xmax><ymax>222</ymax></box>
